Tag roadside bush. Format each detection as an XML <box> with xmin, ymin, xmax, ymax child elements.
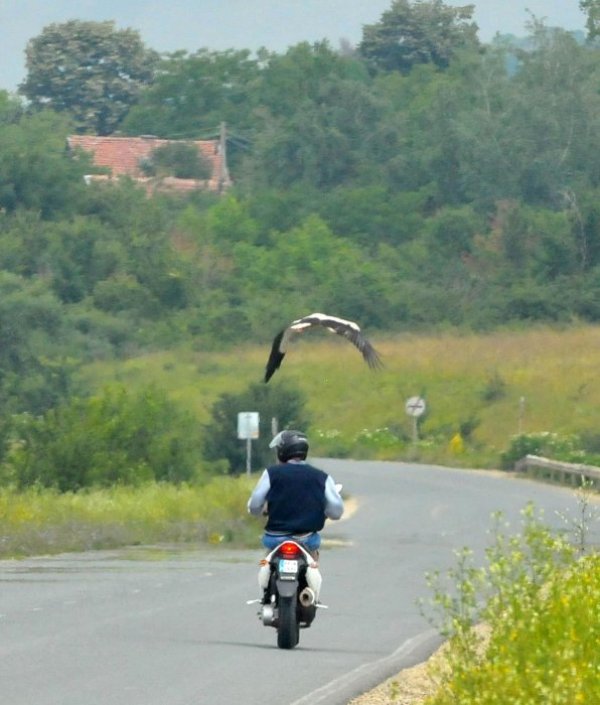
<box><xmin>313</xmin><ymin>428</ymin><xmax>353</xmax><ymax>458</ymax></box>
<box><xmin>500</xmin><ymin>432</ymin><xmax>586</xmax><ymax>470</ymax></box>
<box><xmin>423</xmin><ymin>505</ymin><xmax>599</xmax><ymax>705</ymax></box>
<box><xmin>352</xmin><ymin>426</ymin><xmax>406</xmax><ymax>458</ymax></box>
<box><xmin>2</xmin><ymin>384</ymin><xmax>203</xmax><ymax>491</ymax></box>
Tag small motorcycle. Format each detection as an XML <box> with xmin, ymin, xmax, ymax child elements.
<box><xmin>249</xmin><ymin>539</ymin><xmax>323</xmax><ymax>649</ymax></box>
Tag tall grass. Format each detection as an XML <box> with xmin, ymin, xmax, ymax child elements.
<box><xmin>12</xmin><ymin>324</ymin><xmax>592</xmax><ymax>558</ymax></box>
<box><xmin>80</xmin><ymin>324</ymin><xmax>600</xmax><ymax>467</ymax></box>
<box><xmin>0</xmin><ymin>476</ymin><xmax>258</xmax><ymax>558</ymax></box>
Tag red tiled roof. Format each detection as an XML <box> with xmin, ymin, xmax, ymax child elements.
<box><xmin>67</xmin><ymin>135</ymin><xmax>231</xmax><ymax>193</ymax></box>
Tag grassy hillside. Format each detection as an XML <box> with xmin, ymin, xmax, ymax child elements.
<box><xmin>80</xmin><ymin>324</ymin><xmax>600</xmax><ymax>469</ymax></box>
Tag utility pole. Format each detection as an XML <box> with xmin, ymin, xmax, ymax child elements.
<box><xmin>218</xmin><ymin>121</ymin><xmax>230</xmax><ymax>193</ymax></box>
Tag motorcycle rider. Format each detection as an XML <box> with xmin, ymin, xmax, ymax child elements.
<box><xmin>247</xmin><ymin>429</ymin><xmax>344</xmax><ymax>602</ymax></box>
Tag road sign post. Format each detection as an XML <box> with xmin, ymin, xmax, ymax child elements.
<box><xmin>237</xmin><ymin>412</ymin><xmax>259</xmax><ymax>475</ymax></box>
<box><xmin>518</xmin><ymin>396</ymin><xmax>526</xmax><ymax>434</ymax></box>
<box><xmin>405</xmin><ymin>396</ymin><xmax>426</xmax><ymax>448</ymax></box>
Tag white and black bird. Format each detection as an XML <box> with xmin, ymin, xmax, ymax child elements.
<box><xmin>264</xmin><ymin>312</ymin><xmax>382</xmax><ymax>382</ymax></box>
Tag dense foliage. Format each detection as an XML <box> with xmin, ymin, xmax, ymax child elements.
<box><xmin>139</xmin><ymin>142</ymin><xmax>212</xmax><ymax>179</ymax></box>
<box><xmin>2</xmin><ymin>385</ymin><xmax>203</xmax><ymax>491</ymax></box>
<box><xmin>2</xmin><ymin>2</ymin><xmax>600</xmax><ymax>482</ymax></box>
<box><xmin>500</xmin><ymin>431</ymin><xmax>600</xmax><ymax>469</ymax></box>
<box><xmin>424</xmin><ymin>504</ymin><xmax>600</xmax><ymax>705</ymax></box>
<box><xmin>203</xmin><ymin>383</ymin><xmax>311</xmax><ymax>474</ymax></box>
<box><xmin>20</xmin><ymin>20</ymin><xmax>158</xmax><ymax>135</ymax></box>
<box><xmin>359</xmin><ymin>0</ymin><xmax>480</xmax><ymax>72</ymax></box>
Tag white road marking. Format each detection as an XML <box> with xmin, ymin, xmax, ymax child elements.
<box><xmin>288</xmin><ymin>629</ymin><xmax>439</xmax><ymax>705</ymax></box>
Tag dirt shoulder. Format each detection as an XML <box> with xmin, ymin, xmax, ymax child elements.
<box><xmin>348</xmin><ymin>625</ymin><xmax>491</xmax><ymax>705</ymax></box>
<box><xmin>346</xmin><ymin>646</ymin><xmax>443</xmax><ymax>705</ymax></box>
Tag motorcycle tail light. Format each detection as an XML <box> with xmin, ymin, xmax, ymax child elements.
<box><xmin>279</xmin><ymin>541</ymin><xmax>301</xmax><ymax>557</ymax></box>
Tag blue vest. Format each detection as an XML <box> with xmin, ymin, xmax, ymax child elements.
<box><xmin>264</xmin><ymin>462</ymin><xmax>328</xmax><ymax>534</ymax></box>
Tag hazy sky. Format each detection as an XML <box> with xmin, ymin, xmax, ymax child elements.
<box><xmin>0</xmin><ymin>0</ymin><xmax>586</xmax><ymax>93</ymax></box>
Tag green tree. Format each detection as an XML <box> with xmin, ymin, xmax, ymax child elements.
<box><xmin>246</xmin><ymin>44</ymin><xmax>383</xmax><ymax>189</ymax></box>
<box><xmin>372</xmin><ymin>59</ymin><xmax>471</xmax><ymax>203</ymax></box>
<box><xmin>5</xmin><ymin>385</ymin><xmax>202</xmax><ymax>491</ymax></box>
<box><xmin>256</xmin><ymin>41</ymin><xmax>369</xmax><ymax>117</ymax></box>
<box><xmin>231</xmin><ymin>214</ymin><xmax>394</xmax><ymax>331</ymax></box>
<box><xmin>0</xmin><ymin>210</ymin><xmax>51</xmax><ymax>277</ymax></box>
<box><xmin>122</xmin><ymin>48</ymin><xmax>259</xmax><ymax>139</ymax></box>
<box><xmin>580</xmin><ymin>0</ymin><xmax>600</xmax><ymax>39</ymax></box>
<box><xmin>453</xmin><ymin>26</ymin><xmax>600</xmax><ymax>208</ymax></box>
<box><xmin>0</xmin><ymin>111</ymin><xmax>89</xmax><ymax>215</ymax></box>
<box><xmin>139</xmin><ymin>142</ymin><xmax>212</xmax><ymax>180</ymax></box>
<box><xmin>0</xmin><ymin>90</ymin><xmax>24</xmax><ymax>125</ymax></box>
<box><xmin>432</xmin><ymin>47</ymin><xmax>518</xmax><ymax>206</ymax></box>
<box><xmin>82</xmin><ymin>186</ymin><xmax>189</xmax><ymax>315</ymax></box>
<box><xmin>318</xmin><ymin>185</ymin><xmax>429</xmax><ymax>248</ymax></box>
<box><xmin>424</xmin><ymin>205</ymin><xmax>483</xmax><ymax>257</ymax></box>
<box><xmin>204</xmin><ymin>194</ymin><xmax>261</xmax><ymax>244</ymax></box>
<box><xmin>20</xmin><ymin>20</ymin><xmax>159</xmax><ymax>135</ymax></box>
<box><xmin>203</xmin><ymin>383</ymin><xmax>311</xmax><ymax>475</ymax></box>
<box><xmin>0</xmin><ymin>272</ymin><xmax>75</xmax><ymax>416</ymax></box>
<box><xmin>244</xmin><ymin>185</ymin><xmax>324</xmax><ymax>235</ymax></box>
<box><xmin>506</xmin><ymin>24</ymin><xmax>600</xmax><ymax>205</ymax></box>
<box><xmin>359</xmin><ymin>0</ymin><xmax>479</xmax><ymax>73</ymax></box>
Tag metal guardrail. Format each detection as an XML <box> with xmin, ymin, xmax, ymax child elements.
<box><xmin>514</xmin><ymin>454</ymin><xmax>600</xmax><ymax>487</ymax></box>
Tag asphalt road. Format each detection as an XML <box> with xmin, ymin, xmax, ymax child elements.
<box><xmin>0</xmin><ymin>460</ymin><xmax>589</xmax><ymax>705</ymax></box>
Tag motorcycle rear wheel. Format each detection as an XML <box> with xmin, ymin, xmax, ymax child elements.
<box><xmin>277</xmin><ymin>595</ymin><xmax>299</xmax><ymax>649</ymax></box>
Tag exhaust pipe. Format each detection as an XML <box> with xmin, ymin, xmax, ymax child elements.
<box><xmin>261</xmin><ymin>603</ymin><xmax>276</xmax><ymax>626</ymax></box>
<box><xmin>299</xmin><ymin>587</ymin><xmax>316</xmax><ymax>607</ymax></box>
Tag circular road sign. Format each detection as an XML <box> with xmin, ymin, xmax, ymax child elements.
<box><xmin>405</xmin><ymin>396</ymin><xmax>426</xmax><ymax>418</ymax></box>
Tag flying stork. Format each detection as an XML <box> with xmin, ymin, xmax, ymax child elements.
<box><xmin>264</xmin><ymin>312</ymin><xmax>382</xmax><ymax>382</ymax></box>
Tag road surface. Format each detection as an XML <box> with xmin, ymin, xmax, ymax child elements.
<box><xmin>0</xmin><ymin>460</ymin><xmax>588</xmax><ymax>705</ymax></box>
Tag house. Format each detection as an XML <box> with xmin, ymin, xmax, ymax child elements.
<box><xmin>67</xmin><ymin>132</ymin><xmax>231</xmax><ymax>194</ymax></box>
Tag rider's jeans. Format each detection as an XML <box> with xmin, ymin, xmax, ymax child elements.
<box><xmin>262</xmin><ymin>532</ymin><xmax>321</xmax><ymax>552</ymax></box>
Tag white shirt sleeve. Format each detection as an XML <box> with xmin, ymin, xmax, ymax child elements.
<box><xmin>324</xmin><ymin>475</ymin><xmax>344</xmax><ymax>520</ymax></box>
<box><xmin>247</xmin><ymin>469</ymin><xmax>271</xmax><ymax>515</ymax></box>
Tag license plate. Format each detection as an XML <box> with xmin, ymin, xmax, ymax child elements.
<box><xmin>279</xmin><ymin>559</ymin><xmax>298</xmax><ymax>574</ymax></box>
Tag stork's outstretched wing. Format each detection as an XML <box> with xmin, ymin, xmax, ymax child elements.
<box><xmin>264</xmin><ymin>312</ymin><xmax>382</xmax><ymax>382</ymax></box>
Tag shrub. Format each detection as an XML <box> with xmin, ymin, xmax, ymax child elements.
<box><xmin>2</xmin><ymin>384</ymin><xmax>203</xmax><ymax>491</ymax></box>
<box><xmin>423</xmin><ymin>505</ymin><xmax>599</xmax><ymax>705</ymax></box>
<box><xmin>500</xmin><ymin>432</ymin><xmax>584</xmax><ymax>470</ymax></box>
<box><xmin>480</xmin><ymin>372</ymin><xmax>506</xmax><ymax>403</ymax></box>
<box><xmin>202</xmin><ymin>382</ymin><xmax>311</xmax><ymax>474</ymax></box>
<box><xmin>92</xmin><ymin>273</ymin><xmax>157</xmax><ymax>315</ymax></box>
<box><xmin>350</xmin><ymin>428</ymin><xmax>404</xmax><ymax>459</ymax></box>
<box><xmin>313</xmin><ymin>428</ymin><xmax>352</xmax><ymax>457</ymax></box>
<box><xmin>140</xmin><ymin>143</ymin><xmax>212</xmax><ymax>180</ymax></box>
<box><xmin>458</xmin><ymin>415</ymin><xmax>480</xmax><ymax>441</ymax></box>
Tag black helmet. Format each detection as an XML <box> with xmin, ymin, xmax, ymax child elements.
<box><xmin>269</xmin><ymin>429</ymin><xmax>309</xmax><ymax>462</ymax></box>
